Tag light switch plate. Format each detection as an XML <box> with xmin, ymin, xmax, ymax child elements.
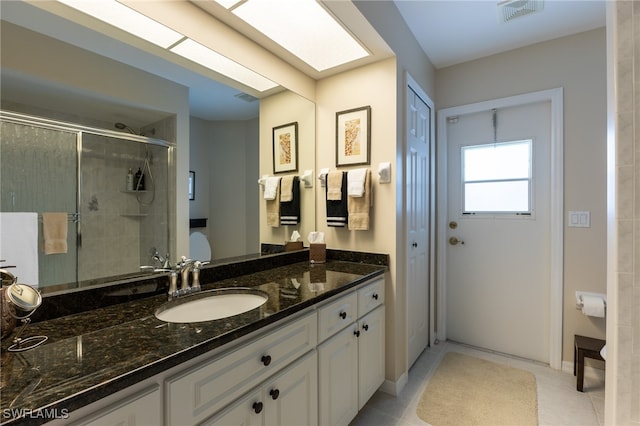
<box><xmin>568</xmin><ymin>211</ymin><xmax>590</xmax><ymax>228</ymax></box>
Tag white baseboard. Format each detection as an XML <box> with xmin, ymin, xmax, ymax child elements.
<box><xmin>379</xmin><ymin>371</ymin><xmax>408</xmax><ymax>397</ymax></box>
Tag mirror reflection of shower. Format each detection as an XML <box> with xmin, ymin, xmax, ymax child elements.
<box><xmin>114</xmin><ymin>122</ymin><xmax>156</xmax><ymax>206</ymax></box>
<box><xmin>1</xmin><ymin>111</ymin><xmax>173</xmax><ymax>289</ymax></box>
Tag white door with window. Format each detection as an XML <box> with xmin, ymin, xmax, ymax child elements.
<box><xmin>444</xmin><ymin>100</ymin><xmax>552</xmax><ymax>363</ymax></box>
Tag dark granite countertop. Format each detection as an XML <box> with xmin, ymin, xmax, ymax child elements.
<box><xmin>0</xmin><ymin>260</ymin><xmax>385</xmax><ymax>425</ymax></box>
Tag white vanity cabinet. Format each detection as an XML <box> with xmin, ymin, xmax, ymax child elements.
<box><xmin>318</xmin><ymin>277</ymin><xmax>385</xmax><ymax>426</ymax></box>
<box><xmin>203</xmin><ymin>351</ymin><xmax>318</xmax><ymax>426</ymax></box>
<box><xmin>55</xmin><ymin>274</ymin><xmax>384</xmax><ymax>426</ymax></box>
<box><xmin>166</xmin><ymin>311</ymin><xmax>317</xmax><ymax>425</ymax></box>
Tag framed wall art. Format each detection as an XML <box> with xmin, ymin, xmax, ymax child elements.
<box><xmin>272</xmin><ymin>122</ymin><xmax>298</xmax><ymax>173</ymax></box>
<box><xmin>336</xmin><ymin>105</ymin><xmax>371</xmax><ymax>166</ymax></box>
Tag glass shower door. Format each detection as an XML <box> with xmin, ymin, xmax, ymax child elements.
<box><xmin>0</xmin><ymin>121</ymin><xmax>78</xmax><ymax>288</ymax></box>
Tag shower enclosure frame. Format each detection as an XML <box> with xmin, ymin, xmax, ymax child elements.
<box><xmin>0</xmin><ymin>109</ymin><xmax>175</xmax><ymax>291</ymax></box>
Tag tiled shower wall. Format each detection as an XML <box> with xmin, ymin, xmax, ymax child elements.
<box><xmin>613</xmin><ymin>1</ymin><xmax>640</xmax><ymax>424</ymax></box>
<box><xmin>79</xmin><ymin>135</ymin><xmax>169</xmax><ymax>282</ymax></box>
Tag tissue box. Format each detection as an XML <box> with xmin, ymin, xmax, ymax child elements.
<box><xmin>285</xmin><ymin>241</ymin><xmax>303</xmax><ymax>252</ymax></box>
<box><xmin>309</xmin><ymin>243</ymin><xmax>326</xmax><ymax>263</ymax></box>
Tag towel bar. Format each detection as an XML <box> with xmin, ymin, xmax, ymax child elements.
<box><xmin>37</xmin><ymin>213</ymin><xmax>79</xmax><ymax>223</ymax></box>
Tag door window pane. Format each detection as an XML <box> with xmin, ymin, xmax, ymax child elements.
<box><xmin>462</xmin><ymin>140</ymin><xmax>532</xmax><ymax>214</ymax></box>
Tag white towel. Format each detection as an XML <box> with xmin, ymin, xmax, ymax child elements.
<box><xmin>263</xmin><ymin>176</ymin><xmax>281</xmax><ymax>200</ymax></box>
<box><xmin>0</xmin><ymin>212</ymin><xmax>39</xmax><ymax>287</ymax></box>
<box><xmin>347</xmin><ymin>168</ymin><xmax>368</xmax><ymax>197</ymax></box>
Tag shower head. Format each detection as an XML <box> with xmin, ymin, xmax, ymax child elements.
<box><xmin>114</xmin><ymin>122</ymin><xmax>137</xmax><ymax>135</ymax></box>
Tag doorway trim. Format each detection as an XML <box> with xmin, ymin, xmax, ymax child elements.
<box><xmin>436</xmin><ymin>88</ymin><xmax>564</xmax><ymax>369</ymax></box>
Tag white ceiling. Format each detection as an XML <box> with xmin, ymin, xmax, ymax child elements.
<box><xmin>393</xmin><ymin>0</ymin><xmax>607</xmax><ymax>69</ymax></box>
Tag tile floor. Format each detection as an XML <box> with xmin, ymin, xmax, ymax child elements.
<box><xmin>350</xmin><ymin>341</ymin><xmax>605</xmax><ymax>426</ymax></box>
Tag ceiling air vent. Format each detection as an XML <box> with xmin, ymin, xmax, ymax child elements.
<box><xmin>234</xmin><ymin>92</ymin><xmax>259</xmax><ymax>103</ymax></box>
<box><xmin>498</xmin><ymin>0</ymin><xmax>544</xmax><ymax>23</ymax></box>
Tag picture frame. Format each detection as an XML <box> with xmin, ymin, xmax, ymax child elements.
<box><xmin>336</xmin><ymin>105</ymin><xmax>371</xmax><ymax>166</ymax></box>
<box><xmin>272</xmin><ymin>122</ymin><xmax>298</xmax><ymax>174</ymax></box>
<box><xmin>188</xmin><ymin>171</ymin><xmax>195</xmax><ymax>200</ymax></box>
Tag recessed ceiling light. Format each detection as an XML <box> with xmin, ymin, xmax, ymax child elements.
<box><xmin>229</xmin><ymin>0</ymin><xmax>369</xmax><ymax>72</ymax></box>
<box><xmin>170</xmin><ymin>38</ymin><xmax>278</xmax><ymax>92</ymax></box>
<box><xmin>57</xmin><ymin>0</ymin><xmax>184</xmax><ymax>49</ymax></box>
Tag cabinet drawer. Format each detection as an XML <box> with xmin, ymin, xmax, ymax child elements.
<box><xmin>357</xmin><ymin>278</ymin><xmax>384</xmax><ymax>317</ymax></box>
<box><xmin>318</xmin><ymin>292</ymin><xmax>357</xmax><ymax>343</ymax></box>
<box><xmin>166</xmin><ymin>311</ymin><xmax>317</xmax><ymax>425</ymax></box>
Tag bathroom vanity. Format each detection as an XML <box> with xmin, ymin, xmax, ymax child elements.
<box><xmin>0</xmin><ymin>257</ymin><xmax>386</xmax><ymax>426</ymax></box>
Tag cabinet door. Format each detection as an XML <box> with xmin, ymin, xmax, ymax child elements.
<box><xmin>318</xmin><ymin>325</ymin><xmax>358</xmax><ymax>426</ymax></box>
<box><xmin>264</xmin><ymin>351</ymin><xmax>318</xmax><ymax>426</ymax></box>
<box><xmin>202</xmin><ymin>389</ymin><xmax>264</xmax><ymax>426</ymax></box>
<box><xmin>357</xmin><ymin>306</ymin><xmax>385</xmax><ymax>409</ymax></box>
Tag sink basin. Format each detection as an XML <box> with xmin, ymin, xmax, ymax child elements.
<box><xmin>155</xmin><ymin>288</ymin><xmax>268</xmax><ymax>323</ymax></box>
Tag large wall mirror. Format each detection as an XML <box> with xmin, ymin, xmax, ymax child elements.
<box><xmin>0</xmin><ymin>2</ymin><xmax>316</xmax><ymax>294</ymax></box>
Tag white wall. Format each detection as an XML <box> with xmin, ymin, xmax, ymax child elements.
<box><xmin>316</xmin><ymin>57</ymin><xmax>400</xmax><ymax>383</ymax></box>
<box><xmin>259</xmin><ymin>90</ymin><xmax>316</xmax><ymax>247</ymax></box>
<box><xmin>436</xmin><ymin>28</ymin><xmax>608</xmax><ymax>366</ymax></box>
<box><xmin>191</xmin><ymin>117</ymin><xmax>260</xmax><ymax>259</ymax></box>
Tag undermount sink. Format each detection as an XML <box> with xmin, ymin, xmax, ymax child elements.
<box><xmin>155</xmin><ymin>288</ymin><xmax>268</xmax><ymax>323</ymax></box>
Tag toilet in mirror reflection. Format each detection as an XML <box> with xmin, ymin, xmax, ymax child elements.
<box><xmin>189</xmin><ymin>231</ymin><xmax>211</xmax><ymax>261</ymax></box>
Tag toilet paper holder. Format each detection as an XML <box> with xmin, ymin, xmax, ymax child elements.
<box><xmin>575</xmin><ymin>291</ymin><xmax>607</xmax><ymax>310</ymax></box>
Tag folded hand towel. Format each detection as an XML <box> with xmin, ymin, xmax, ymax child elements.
<box><xmin>348</xmin><ymin>169</ymin><xmax>371</xmax><ymax>230</ymax></box>
<box><xmin>266</xmin><ymin>180</ymin><xmax>281</xmax><ymax>227</ymax></box>
<box><xmin>326</xmin><ymin>172</ymin><xmax>348</xmax><ymax>227</ymax></box>
<box><xmin>264</xmin><ymin>176</ymin><xmax>281</xmax><ymax>200</ymax></box>
<box><xmin>280</xmin><ymin>176</ymin><xmax>300</xmax><ymax>225</ymax></box>
<box><xmin>280</xmin><ymin>175</ymin><xmax>294</xmax><ymax>202</ymax></box>
<box><xmin>43</xmin><ymin>212</ymin><xmax>68</xmax><ymax>255</ymax></box>
<box><xmin>0</xmin><ymin>212</ymin><xmax>39</xmax><ymax>286</ymax></box>
<box><xmin>327</xmin><ymin>170</ymin><xmax>344</xmax><ymax>201</ymax></box>
<box><xmin>347</xmin><ymin>168</ymin><xmax>368</xmax><ymax>197</ymax></box>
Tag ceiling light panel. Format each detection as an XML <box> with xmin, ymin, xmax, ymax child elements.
<box><xmin>170</xmin><ymin>38</ymin><xmax>278</xmax><ymax>92</ymax></box>
<box><xmin>231</xmin><ymin>0</ymin><xmax>369</xmax><ymax>72</ymax></box>
<box><xmin>57</xmin><ymin>0</ymin><xmax>184</xmax><ymax>49</ymax></box>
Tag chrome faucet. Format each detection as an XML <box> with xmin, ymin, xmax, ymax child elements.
<box><xmin>178</xmin><ymin>257</ymin><xmax>194</xmax><ymax>295</ymax></box>
<box><xmin>191</xmin><ymin>261</ymin><xmax>203</xmax><ymax>292</ymax></box>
